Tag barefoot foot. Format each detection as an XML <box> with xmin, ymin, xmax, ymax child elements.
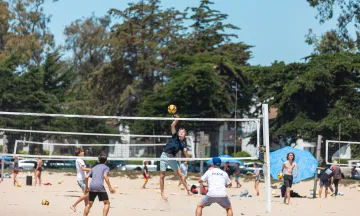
<box><xmin>70</xmin><ymin>206</ymin><xmax>76</xmax><ymax>212</ymax></box>
<box><xmin>161</xmin><ymin>193</ymin><xmax>168</xmax><ymax>201</ymax></box>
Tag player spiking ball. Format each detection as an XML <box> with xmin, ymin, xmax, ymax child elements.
<box><xmin>159</xmin><ymin>105</ymin><xmax>192</xmax><ymax>200</ymax></box>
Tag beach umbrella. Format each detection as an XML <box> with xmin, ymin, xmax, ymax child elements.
<box><xmin>270</xmin><ymin>147</ymin><xmax>318</xmax><ymax>183</ymax></box>
<box><xmin>206</xmin><ymin>155</ymin><xmax>244</xmax><ymax>166</ymax></box>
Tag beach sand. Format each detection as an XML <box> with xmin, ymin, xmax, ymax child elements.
<box><xmin>0</xmin><ymin>171</ymin><xmax>359</xmax><ymax>216</ymax></box>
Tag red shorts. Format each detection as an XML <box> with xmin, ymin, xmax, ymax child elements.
<box><xmin>13</xmin><ymin>170</ymin><xmax>19</xmax><ymax>174</ymax></box>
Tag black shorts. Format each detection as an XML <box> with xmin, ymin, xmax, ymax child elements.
<box><xmin>284</xmin><ymin>174</ymin><xmax>293</xmax><ymax>188</ymax></box>
<box><xmin>89</xmin><ymin>192</ymin><xmax>109</xmax><ymax>202</ymax></box>
<box><xmin>319</xmin><ymin>179</ymin><xmax>330</xmax><ymax>188</ymax></box>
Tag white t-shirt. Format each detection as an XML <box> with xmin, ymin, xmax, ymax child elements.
<box><xmin>76</xmin><ymin>158</ymin><xmax>86</xmax><ymax>181</ymax></box>
<box><xmin>201</xmin><ymin>168</ymin><xmax>231</xmax><ymax>197</ymax></box>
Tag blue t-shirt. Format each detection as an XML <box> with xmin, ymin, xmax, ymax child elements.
<box><xmin>163</xmin><ymin>133</ymin><xmax>187</xmax><ymax>156</ymax></box>
<box><xmin>89</xmin><ymin>164</ymin><xmax>110</xmax><ymax>192</ymax></box>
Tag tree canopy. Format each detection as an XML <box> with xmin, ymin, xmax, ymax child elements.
<box><xmin>0</xmin><ymin>0</ymin><xmax>359</xmax><ymax>157</ymax></box>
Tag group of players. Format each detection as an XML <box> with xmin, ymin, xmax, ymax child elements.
<box><xmin>64</xmin><ymin>114</ymin><xmax>298</xmax><ymax>215</ymax></box>
<box><xmin>2</xmin><ymin>114</ymin><xmax>301</xmax><ymax>215</ymax></box>
<box><xmin>67</xmin><ymin>115</ymin><xmax>279</xmax><ymax>216</ymax></box>
<box><xmin>3</xmin><ymin>114</ymin><xmax>342</xmax><ymax>215</ymax></box>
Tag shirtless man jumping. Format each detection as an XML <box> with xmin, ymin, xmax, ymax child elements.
<box><xmin>280</xmin><ymin>152</ymin><xmax>298</xmax><ymax>205</ymax></box>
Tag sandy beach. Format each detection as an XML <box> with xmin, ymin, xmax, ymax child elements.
<box><xmin>0</xmin><ymin>171</ymin><xmax>359</xmax><ymax>216</ymax></box>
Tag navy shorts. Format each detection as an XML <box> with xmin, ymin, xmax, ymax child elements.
<box><xmin>320</xmin><ymin>179</ymin><xmax>330</xmax><ymax>188</ymax></box>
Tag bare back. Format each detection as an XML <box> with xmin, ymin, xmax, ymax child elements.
<box><xmin>283</xmin><ymin>160</ymin><xmax>296</xmax><ymax>175</ymax></box>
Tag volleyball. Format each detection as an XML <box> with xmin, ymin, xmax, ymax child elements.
<box><xmin>41</xmin><ymin>199</ymin><xmax>48</xmax><ymax>205</ymax></box>
<box><xmin>278</xmin><ymin>172</ymin><xmax>284</xmax><ymax>179</ymax></box>
<box><xmin>168</xmin><ymin>104</ymin><xmax>177</xmax><ymax>114</ymax></box>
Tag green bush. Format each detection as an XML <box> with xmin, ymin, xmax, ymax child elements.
<box><xmin>126</xmin><ymin>160</ymin><xmax>144</xmax><ymax>165</ymax></box>
<box><xmin>43</xmin><ymin>149</ymin><xmax>50</xmax><ymax>155</ymax></box>
<box><xmin>86</xmin><ymin>160</ymin><xmax>98</xmax><ymax>167</ymax></box>
<box><xmin>232</xmin><ymin>151</ymin><xmax>251</xmax><ymax>157</ymax></box>
<box><xmin>18</xmin><ymin>151</ymin><xmax>28</xmax><ymax>155</ymax></box>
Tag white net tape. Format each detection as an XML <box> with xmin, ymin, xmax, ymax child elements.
<box><xmin>2</xmin><ymin>153</ymin><xmax>258</xmax><ymax>161</ymax></box>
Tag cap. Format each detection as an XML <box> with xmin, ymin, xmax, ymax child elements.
<box><xmin>212</xmin><ymin>157</ymin><xmax>221</xmax><ymax>166</ymax></box>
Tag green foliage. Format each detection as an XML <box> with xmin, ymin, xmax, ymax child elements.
<box><xmin>17</xmin><ymin>150</ymin><xmax>28</xmax><ymax>155</ymax></box>
<box><xmin>85</xmin><ymin>160</ymin><xmax>98</xmax><ymax>167</ymax></box>
<box><xmin>43</xmin><ymin>149</ymin><xmax>50</xmax><ymax>155</ymax></box>
<box><xmin>232</xmin><ymin>151</ymin><xmax>251</xmax><ymax>158</ymax></box>
<box><xmin>250</xmin><ymin>52</ymin><xmax>360</xmax><ymax>144</ymax></box>
<box><xmin>126</xmin><ymin>160</ymin><xmax>144</xmax><ymax>165</ymax></box>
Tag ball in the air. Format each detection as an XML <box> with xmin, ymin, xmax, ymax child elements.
<box><xmin>278</xmin><ymin>172</ymin><xmax>284</xmax><ymax>179</ymax></box>
<box><xmin>168</xmin><ymin>104</ymin><xmax>177</xmax><ymax>114</ymax></box>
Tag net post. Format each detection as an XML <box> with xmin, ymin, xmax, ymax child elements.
<box><xmin>13</xmin><ymin>140</ymin><xmax>18</xmax><ymax>155</ymax></box>
<box><xmin>256</xmin><ymin>121</ymin><xmax>260</xmax><ymax>149</ymax></box>
<box><xmin>325</xmin><ymin>140</ymin><xmax>329</xmax><ymax>164</ymax></box>
<box><xmin>312</xmin><ymin>135</ymin><xmax>322</xmax><ymax>198</ymax></box>
<box><xmin>1</xmin><ymin>133</ymin><xmax>6</xmax><ymax>182</ymax></box>
<box><xmin>262</xmin><ymin>104</ymin><xmax>271</xmax><ymax>213</ymax></box>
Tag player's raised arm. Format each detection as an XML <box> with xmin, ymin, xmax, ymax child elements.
<box><xmin>171</xmin><ymin>114</ymin><xmax>179</xmax><ymax>134</ymax></box>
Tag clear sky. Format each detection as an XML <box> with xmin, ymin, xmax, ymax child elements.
<box><xmin>43</xmin><ymin>0</ymin><xmax>338</xmax><ymax>66</ymax></box>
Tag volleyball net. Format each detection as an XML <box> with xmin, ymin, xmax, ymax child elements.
<box><xmin>0</xmin><ymin>112</ymin><xmax>265</xmax><ymax>161</ymax></box>
<box><xmin>0</xmin><ymin>104</ymin><xmax>271</xmax><ymax>212</ymax></box>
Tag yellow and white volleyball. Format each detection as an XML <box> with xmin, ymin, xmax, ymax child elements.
<box><xmin>17</xmin><ymin>184</ymin><xmax>22</xmax><ymax>187</ymax></box>
<box><xmin>41</xmin><ymin>199</ymin><xmax>49</xmax><ymax>205</ymax></box>
<box><xmin>277</xmin><ymin>172</ymin><xmax>284</xmax><ymax>179</ymax></box>
<box><xmin>114</xmin><ymin>185</ymin><xmax>118</xmax><ymax>189</ymax></box>
<box><xmin>58</xmin><ymin>180</ymin><xmax>63</xmax><ymax>184</ymax></box>
<box><xmin>167</xmin><ymin>104</ymin><xmax>177</xmax><ymax>114</ymax></box>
